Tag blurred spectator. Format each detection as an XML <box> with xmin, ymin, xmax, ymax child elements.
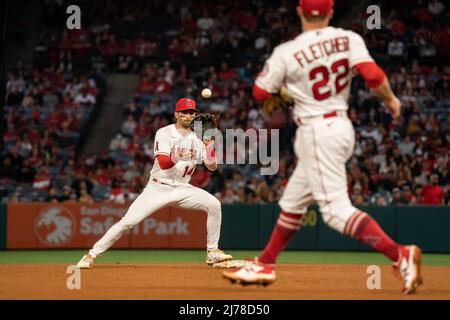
<box><xmin>79</xmin><ymin>186</ymin><xmax>95</xmax><ymax>204</ymax></box>
<box><xmin>32</xmin><ymin>167</ymin><xmax>53</xmax><ymax>191</ymax></box>
<box><xmin>392</xmin><ymin>187</ymin><xmax>408</xmax><ymax>205</ymax></box>
<box><xmin>2</xmin><ymin>0</ymin><xmax>449</xmax><ymax>207</ymax></box>
<box><xmin>62</xmin><ymin>186</ymin><xmax>78</xmax><ymax>202</ymax></box>
<box><xmin>428</xmin><ymin>0</ymin><xmax>445</xmax><ymax>15</ymax></box>
<box><xmin>74</xmin><ymin>88</ymin><xmax>96</xmax><ymax>107</ymax></box>
<box><xmin>402</xmin><ymin>185</ymin><xmax>418</xmax><ymax>204</ymax></box>
<box><xmin>71</xmin><ymin>172</ymin><xmax>94</xmax><ymax>199</ymax></box>
<box><xmin>109</xmin><ymin>182</ymin><xmax>137</xmax><ymax>204</ymax></box>
<box><xmin>419</xmin><ymin>174</ymin><xmax>445</xmax><ymax>204</ymax></box>
<box><xmin>372</xmin><ymin>192</ymin><xmax>393</xmax><ymax>206</ymax></box>
<box><xmin>221</xmin><ymin>185</ymin><xmax>240</xmax><ymax>204</ymax></box>
<box><xmin>388</xmin><ymin>38</ymin><xmax>404</xmax><ymax>58</ymax></box>
<box><xmin>398</xmin><ymin>136</ymin><xmax>416</xmax><ymax>156</ymax></box>
<box><xmin>45</xmin><ymin>187</ymin><xmax>60</xmax><ymax>203</ymax></box>
<box><xmin>434</xmin><ymin>155</ymin><xmax>449</xmax><ymax>186</ymax></box>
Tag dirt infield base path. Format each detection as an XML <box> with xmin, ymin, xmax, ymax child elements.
<box><xmin>1</xmin><ymin>263</ymin><xmax>449</xmax><ymax>299</ymax></box>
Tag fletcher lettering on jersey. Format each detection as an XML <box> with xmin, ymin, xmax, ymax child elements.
<box><xmin>294</xmin><ymin>36</ymin><xmax>349</xmax><ymax>67</ymax></box>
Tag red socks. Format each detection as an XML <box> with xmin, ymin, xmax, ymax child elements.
<box><xmin>345</xmin><ymin>211</ymin><xmax>400</xmax><ymax>262</ymax></box>
<box><xmin>259</xmin><ymin>210</ymin><xmax>402</xmax><ymax>265</ymax></box>
<box><xmin>259</xmin><ymin>211</ymin><xmax>302</xmax><ymax>264</ymax></box>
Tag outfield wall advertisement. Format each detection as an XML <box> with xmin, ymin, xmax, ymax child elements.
<box><xmin>2</xmin><ymin>203</ymin><xmax>449</xmax><ymax>252</ymax></box>
<box><xmin>6</xmin><ymin>203</ymin><xmax>207</xmax><ymax>249</ymax></box>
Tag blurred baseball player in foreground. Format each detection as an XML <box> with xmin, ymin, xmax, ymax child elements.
<box><xmin>223</xmin><ymin>0</ymin><xmax>422</xmax><ymax>294</ymax></box>
<box><xmin>77</xmin><ymin>98</ymin><xmax>232</xmax><ymax>268</ymax></box>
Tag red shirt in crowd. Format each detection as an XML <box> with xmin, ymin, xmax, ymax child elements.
<box><xmin>412</xmin><ymin>8</ymin><xmax>433</xmax><ymax>23</ymax></box>
<box><xmin>4</xmin><ymin>128</ymin><xmax>19</xmax><ymax>142</ymax></box>
<box><xmin>46</xmin><ymin>109</ymin><xmax>68</xmax><ymax>130</ymax></box>
<box><xmin>120</xmin><ymin>41</ymin><xmax>136</xmax><ymax>56</ymax></box>
<box><xmin>93</xmin><ymin>171</ymin><xmax>111</xmax><ymax>186</ymax></box>
<box><xmin>33</xmin><ymin>171</ymin><xmax>52</xmax><ymax>190</ymax></box>
<box><xmin>59</xmin><ymin>35</ymin><xmax>73</xmax><ymax>53</ymax></box>
<box><xmin>404</xmin><ymin>192</ymin><xmax>417</xmax><ymax>204</ymax></box>
<box><xmin>240</xmin><ymin>12</ymin><xmax>258</xmax><ymax>31</ymax></box>
<box><xmin>390</xmin><ymin>19</ymin><xmax>406</xmax><ymax>36</ymax></box>
<box><xmin>433</xmin><ymin>27</ymin><xmax>450</xmax><ymax>56</ymax></box>
<box><xmin>137</xmin><ymin>78</ymin><xmax>154</xmax><ymax>94</ymax></box>
<box><xmin>219</xmin><ymin>68</ymin><xmax>237</xmax><ymax>81</ymax></box>
<box><xmin>102</xmin><ymin>39</ymin><xmax>119</xmax><ymax>56</ymax></box>
<box><xmin>154</xmin><ymin>80</ymin><xmax>172</xmax><ymax>95</ymax></box>
<box><xmin>28</xmin><ymin>128</ymin><xmax>41</xmax><ymax>143</ymax></box>
<box><xmin>419</xmin><ymin>184</ymin><xmax>444</xmax><ymax>204</ymax></box>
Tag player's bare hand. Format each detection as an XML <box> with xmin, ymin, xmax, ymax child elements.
<box><xmin>170</xmin><ymin>147</ymin><xmax>194</xmax><ymax>162</ymax></box>
<box><xmin>177</xmin><ymin>150</ymin><xmax>194</xmax><ymax>161</ymax></box>
<box><xmin>384</xmin><ymin>96</ymin><xmax>401</xmax><ymax>119</ymax></box>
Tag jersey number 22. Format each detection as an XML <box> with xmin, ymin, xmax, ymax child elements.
<box><xmin>309</xmin><ymin>58</ymin><xmax>349</xmax><ymax>100</ymax></box>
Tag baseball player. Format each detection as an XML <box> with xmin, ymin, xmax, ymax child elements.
<box><xmin>77</xmin><ymin>98</ymin><xmax>232</xmax><ymax>268</ymax></box>
<box><xmin>223</xmin><ymin>0</ymin><xmax>422</xmax><ymax>294</ymax></box>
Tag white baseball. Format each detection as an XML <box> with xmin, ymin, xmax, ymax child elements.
<box><xmin>201</xmin><ymin>88</ymin><xmax>212</xmax><ymax>98</ymax></box>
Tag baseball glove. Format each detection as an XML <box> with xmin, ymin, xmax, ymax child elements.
<box><xmin>189</xmin><ymin>113</ymin><xmax>217</xmax><ymax>141</ymax></box>
<box><xmin>260</xmin><ymin>86</ymin><xmax>294</xmax><ymax>119</ymax></box>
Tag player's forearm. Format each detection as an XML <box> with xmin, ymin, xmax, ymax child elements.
<box><xmin>371</xmin><ymin>77</ymin><xmax>402</xmax><ymax>118</ymax></box>
<box><xmin>355</xmin><ymin>62</ymin><xmax>400</xmax><ymax>117</ymax></box>
<box><xmin>355</xmin><ymin>62</ymin><xmax>393</xmax><ymax>101</ymax></box>
<box><xmin>157</xmin><ymin>154</ymin><xmax>175</xmax><ymax>170</ymax></box>
<box><xmin>371</xmin><ymin>77</ymin><xmax>396</xmax><ymax>102</ymax></box>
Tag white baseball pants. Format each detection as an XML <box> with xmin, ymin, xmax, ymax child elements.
<box><xmin>89</xmin><ymin>180</ymin><xmax>222</xmax><ymax>258</ymax></box>
<box><xmin>279</xmin><ymin>114</ymin><xmax>358</xmax><ymax>233</ymax></box>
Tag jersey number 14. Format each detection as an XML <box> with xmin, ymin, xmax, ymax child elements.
<box><xmin>309</xmin><ymin>58</ymin><xmax>349</xmax><ymax>100</ymax></box>
<box><xmin>182</xmin><ymin>165</ymin><xmax>195</xmax><ymax>177</ymax></box>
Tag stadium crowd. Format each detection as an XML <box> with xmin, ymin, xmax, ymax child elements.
<box><xmin>1</xmin><ymin>0</ymin><xmax>449</xmax><ymax>205</ymax></box>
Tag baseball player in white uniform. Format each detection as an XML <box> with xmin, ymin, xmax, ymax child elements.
<box><xmin>223</xmin><ymin>0</ymin><xmax>422</xmax><ymax>294</ymax></box>
<box><xmin>77</xmin><ymin>98</ymin><xmax>232</xmax><ymax>268</ymax></box>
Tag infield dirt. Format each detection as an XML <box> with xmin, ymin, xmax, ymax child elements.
<box><xmin>1</xmin><ymin>263</ymin><xmax>449</xmax><ymax>299</ymax></box>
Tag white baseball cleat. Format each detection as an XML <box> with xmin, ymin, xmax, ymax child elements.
<box><xmin>223</xmin><ymin>258</ymin><xmax>276</xmax><ymax>286</ymax></box>
<box><xmin>76</xmin><ymin>254</ymin><xmax>95</xmax><ymax>269</ymax></box>
<box><xmin>205</xmin><ymin>249</ymin><xmax>233</xmax><ymax>265</ymax></box>
<box><xmin>393</xmin><ymin>245</ymin><xmax>423</xmax><ymax>294</ymax></box>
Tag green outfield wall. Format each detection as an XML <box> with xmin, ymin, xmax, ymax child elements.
<box><xmin>220</xmin><ymin>204</ymin><xmax>450</xmax><ymax>253</ymax></box>
<box><xmin>1</xmin><ymin>203</ymin><xmax>449</xmax><ymax>252</ymax></box>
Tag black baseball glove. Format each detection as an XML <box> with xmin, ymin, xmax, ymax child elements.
<box><xmin>189</xmin><ymin>113</ymin><xmax>218</xmax><ymax>141</ymax></box>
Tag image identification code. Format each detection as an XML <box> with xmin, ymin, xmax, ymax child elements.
<box><xmin>178</xmin><ymin>304</ymin><xmax>270</xmax><ymax>317</ymax></box>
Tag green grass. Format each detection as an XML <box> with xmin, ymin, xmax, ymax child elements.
<box><xmin>0</xmin><ymin>250</ymin><xmax>449</xmax><ymax>266</ymax></box>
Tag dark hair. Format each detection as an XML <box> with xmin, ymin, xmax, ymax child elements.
<box><xmin>303</xmin><ymin>15</ymin><xmax>328</xmax><ymax>23</ymax></box>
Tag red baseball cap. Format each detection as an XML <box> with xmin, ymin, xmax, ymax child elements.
<box><xmin>300</xmin><ymin>0</ymin><xmax>334</xmax><ymax>17</ymax></box>
<box><xmin>175</xmin><ymin>98</ymin><xmax>197</xmax><ymax>112</ymax></box>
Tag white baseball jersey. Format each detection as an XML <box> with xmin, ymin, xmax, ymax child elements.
<box><xmin>256</xmin><ymin>26</ymin><xmax>374</xmax><ymax>118</ymax></box>
<box><xmin>150</xmin><ymin>124</ymin><xmax>207</xmax><ymax>186</ymax></box>
<box><xmin>89</xmin><ymin>124</ymin><xmax>224</xmax><ymax>258</ymax></box>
